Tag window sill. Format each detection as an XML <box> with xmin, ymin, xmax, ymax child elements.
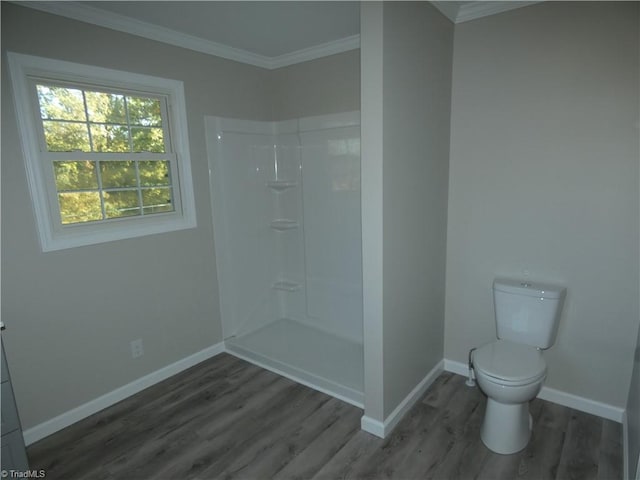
<box><xmin>41</xmin><ymin>213</ymin><xmax>197</xmax><ymax>252</ymax></box>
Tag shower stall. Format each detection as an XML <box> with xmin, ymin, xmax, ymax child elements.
<box><xmin>205</xmin><ymin>112</ymin><xmax>363</xmax><ymax>406</ymax></box>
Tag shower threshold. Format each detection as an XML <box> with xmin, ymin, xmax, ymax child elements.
<box><xmin>225</xmin><ymin>318</ymin><xmax>364</xmax><ymax>408</ymax></box>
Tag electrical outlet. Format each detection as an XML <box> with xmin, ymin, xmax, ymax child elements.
<box><xmin>130</xmin><ymin>339</ymin><xmax>144</xmax><ymax>359</ymax></box>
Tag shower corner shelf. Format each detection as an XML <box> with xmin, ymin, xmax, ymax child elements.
<box><xmin>266</xmin><ymin>180</ymin><xmax>297</xmax><ymax>192</ymax></box>
<box><xmin>270</xmin><ymin>219</ymin><xmax>299</xmax><ymax>231</ymax></box>
<box><xmin>271</xmin><ymin>280</ymin><xmax>301</xmax><ymax>292</ymax></box>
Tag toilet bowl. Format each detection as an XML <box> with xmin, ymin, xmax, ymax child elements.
<box><xmin>473</xmin><ymin>339</ymin><xmax>547</xmax><ymax>454</ymax></box>
<box><xmin>472</xmin><ymin>278</ymin><xmax>565</xmax><ymax>455</ymax></box>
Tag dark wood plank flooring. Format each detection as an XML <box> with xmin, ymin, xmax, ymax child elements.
<box><xmin>28</xmin><ymin>353</ymin><xmax>623</xmax><ymax>480</ymax></box>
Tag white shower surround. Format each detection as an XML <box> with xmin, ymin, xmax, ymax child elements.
<box><xmin>205</xmin><ymin>111</ymin><xmax>363</xmax><ymax>406</ymax></box>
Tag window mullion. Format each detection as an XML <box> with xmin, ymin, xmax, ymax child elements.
<box><xmin>160</xmin><ymin>97</ymin><xmax>173</xmax><ymax>153</ymax></box>
<box><xmin>82</xmin><ymin>90</ymin><xmax>94</xmax><ymax>152</ymax></box>
<box><xmin>124</xmin><ymin>96</ymin><xmax>134</xmax><ymax>153</ymax></box>
<box><xmin>135</xmin><ymin>160</ymin><xmax>144</xmax><ymax>216</ymax></box>
<box><xmin>167</xmin><ymin>151</ymin><xmax>180</xmax><ymax>213</ymax></box>
<box><xmin>8</xmin><ymin>52</ymin><xmax>197</xmax><ymax>251</ymax></box>
<box><xmin>95</xmin><ymin>159</ymin><xmax>107</xmax><ymax>220</ymax></box>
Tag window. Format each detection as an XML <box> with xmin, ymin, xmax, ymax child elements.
<box><xmin>8</xmin><ymin>53</ymin><xmax>196</xmax><ymax>251</ymax></box>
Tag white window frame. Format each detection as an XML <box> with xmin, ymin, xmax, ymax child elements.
<box><xmin>7</xmin><ymin>52</ymin><xmax>197</xmax><ymax>252</ymax></box>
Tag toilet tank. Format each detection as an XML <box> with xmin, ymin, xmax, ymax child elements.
<box><xmin>493</xmin><ymin>278</ymin><xmax>566</xmax><ymax>349</ymax></box>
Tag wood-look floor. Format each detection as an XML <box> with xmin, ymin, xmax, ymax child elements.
<box><xmin>28</xmin><ymin>353</ymin><xmax>623</xmax><ymax>480</ymax></box>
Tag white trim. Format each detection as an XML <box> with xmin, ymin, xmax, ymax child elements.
<box><xmin>456</xmin><ymin>1</ymin><xmax>540</xmax><ymax>23</ymax></box>
<box><xmin>429</xmin><ymin>2</ymin><xmax>460</xmax><ymax>23</ymax></box>
<box><xmin>361</xmin><ymin>360</ymin><xmax>444</xmax><ymax>438</ymax></box>
<box><xmin>430</xmin><ymin>1</ymin><xmax>540</xmax><ymax>24</ymax></box>
<box><xmin>360</xmin><ymin>415</ymin><xmax>386</xmax><ymax>438</ymax></box>
<box><xmin>17</xmin><ymin>1</ymin><xmax>270</xmax><ymax>69</ymax></box>
<box><xmin>272</xmin><ymin>119</ymin><xmax>299</xmax><ymax>136</ymax></box>
<box><xmin>23</xmin><ymin>342</ymin><xmax>225</xmax><ymax>446</ymax></box>
<box><xmin>225</xmin><ymin>340</ymin><xmax>364</xmax><ymax>409</ymax></box>
<box><xmin>15</xmin><ymin>1</ymin><xmax>360</xmax><ymax>70</ymax></box>
<box><xmin>537</xmin><ymin>386</ymin><xmax>625</xmax><ymax>423</ymax></box>
<box><xmin>298</xmin><ymin>111</ymin><xmax>361</xmax><ymax>132</ymax></box>
<box><xmin>269</xmin><ymin>35</ymin><xmax>360</xmax><ymax>69</ymax></box>
<box><xmin>203</xmin><ymin>112</ymin><xmax>361</xmax><ymax>137</ymax></box>
<box><xmin>214</xmin><ymin>117</ymin><xmax>275</xmax><ymax>136</ymax></box>
<box><xmin>444</xmin><ymin>359</ymin><xmax>625</xmax><ymax>423</ymax></box>
<box><xmin>7</xmin><ymin>52</ymin><xmax>197</xmax><ymax>252</ymax></box>
<box><xmin>443</xmin><ymin>359</ymin><xmax>470</xmax><ymax>377</ymax></box>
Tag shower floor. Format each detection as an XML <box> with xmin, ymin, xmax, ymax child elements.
<box><xmin>225</xmin><ymin>318</ymin><xmax>364</xmax><ymax>407</ymax></box>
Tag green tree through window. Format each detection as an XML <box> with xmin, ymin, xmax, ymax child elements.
<box><xmin>36</xmin><ymin>84</ymin><xmax>173</xmax><ymax>224</ymax></box>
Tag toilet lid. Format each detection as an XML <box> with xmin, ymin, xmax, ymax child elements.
<box><xmin>473</xmin><ymin>340</ymin><xmax>546</xmax><ymax>383</ymax></box>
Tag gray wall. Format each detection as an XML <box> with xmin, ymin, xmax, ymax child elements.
<box><xmin>269</xmin><ymin>50</ymin><xmax>360</xmax><ymax>120</ymax></box>
<box><xmin>381</xmin><ymin>1</ymin><xmax>452</xmax><ymax>417</ymax></box>
<box><xmin>1</xmin><ymin>3</ymin><xmax>359</xmax><ymax>430</ymax></box>
<box><xmin>361</xmin><ymin>1</ymin><xmax>453</xmax><ymax>421</ymax></box>
<box><xmin>628</xmin><ymin>323</ymin><xmax>640</xmax><ymax>479</ymax></box>
<box><xmin>445</xmin><ymin>1</ymin><xmax>640</xmax><ymax>408</ymax></box>
<box><xmin>360</xmin><ymin>1</ymin><xmax>385</xmax><ymax>423</ymax></box>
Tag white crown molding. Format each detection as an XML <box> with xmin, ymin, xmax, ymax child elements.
<box><xmin>430</xmin><ymin>2</ymin><xmax>459</xmax><ymax>23</ymax></box>
<box><xmin>269</xmin><ymin>34</ymin><xmax>360</xmax><ymax>69</ymax></box>
<box><xmin>14</xmin><ymin>1</ymin><xmax>360</xmax><ymax>70</ymax></box>
<box><xmin>456</xmin><ymin>1</ymin><xmax>540</xmax><ymax>23</ymax></box>
<box><xmin>16</xmin><ymin>1</ymin><xmax>271</xmax><ymax>68</ymax></box>
<box><xmin>430</xmin><ymin>1</ymin><xmax>540</xmax><ymax>24</ymax></box>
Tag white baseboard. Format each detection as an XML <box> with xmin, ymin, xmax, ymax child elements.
<box><xmin>24</xmin><ymin>349</ymin><xmax>626</xmax><ymax>450</ymax></box>
<box><xmin>23</xmin><ymin>342</ymin><xmax>225</xmax><ymax>446</ymax></box>
<box><xmin>443</xmin><ymin>358</ymin><xmax>470</xmax><ymax>377</ymax></box>
<box><xmin>444</xmin><ymin>358</ymin><xmax>625</xmax><ymax>423</ymax></box>
<box><xmin>360</xmin><ymin>415</ymin><xmax>385</xmax><ymax>437</ymax></box>
<box><xmin>361</xmin><ymin>359</ymin><xmax>444</xmax><ymax>438</ymax></box>
<box><xmin>537</xmin><ymin>385</ymin><xmax>625</xmax><ymax>423</ymax></box>
<box><xmin>225</xmin><ymin>341</ymin><xmax>364</xmax><ymax>409</ymax></box>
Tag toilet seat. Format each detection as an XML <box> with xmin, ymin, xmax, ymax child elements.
<box><xmin>474</xmin><ymin>340</ymin><xmax>547</xmax><ymax>386</ymax></box>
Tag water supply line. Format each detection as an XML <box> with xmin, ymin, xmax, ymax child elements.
<box><xmin>466</xmin><ymin>347</ymin><xmax>477</xmax><ymax>387</ymax></box>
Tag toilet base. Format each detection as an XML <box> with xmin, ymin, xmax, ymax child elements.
<box><xmin>480</xmin><ymin>398</ymin><xmax>532</xmax><ymax>455</ymax></box>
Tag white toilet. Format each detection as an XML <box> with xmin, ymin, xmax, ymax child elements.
<box><xmin>472</xmin><ymin>277</ymin><xmax>566</xmax><ymax>455</ymax></box>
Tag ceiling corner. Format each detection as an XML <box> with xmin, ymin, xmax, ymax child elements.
<box><xmin>430</xmin><ymin>1</ymin><xmax>460</xmax><ymax>23</ymax></box>
<box><xmin>431</xmin><ymin>1</ymin><xmax>541</xmax><ymax>24</ymax></box>
<box><xmin>456</xmin><ymin>1</ymin><xmax>541</xmax><ymax>23</ymax></box>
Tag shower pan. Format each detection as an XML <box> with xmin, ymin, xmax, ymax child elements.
<box><xmin>205</xmin><ymin>112</ymin><xmax>363</xmax><ymax>406</ymax></box>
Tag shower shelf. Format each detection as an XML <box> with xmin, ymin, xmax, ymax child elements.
<box><xmin>266</xmin><ymin>180</ymin><xmax>297</xmax><ymax>192</ymax></box>
<box><xmin>270</xmin><ymin>219</ymin><xmax>299</xmax><ymax>231</ymax></box>
<box><xmin>271</xmin><ymin>280</ymin><xmax>301</xmax><ymax>292</ymax></box>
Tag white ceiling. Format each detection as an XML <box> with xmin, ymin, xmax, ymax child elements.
<box><xmin>19</xmin><ymin>1</ymin><xmax>539</xmax><ymax>69</ymax></box>
<box><xmin>431</xmin><ymin>1</ymin><xmax>538</xmax><ymax>23</ymax></box>
<box><xmin>87</xmin><ymin>1</ymin><xmax>361</xmax><ymax>58</ymax></box>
